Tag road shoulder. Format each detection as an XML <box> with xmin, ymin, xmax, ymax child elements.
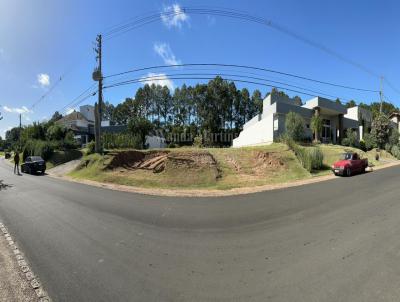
<box><xmin>0</xmin><ymin>223</ymin><xmax>50</xmax><ymax>302</ymax></box>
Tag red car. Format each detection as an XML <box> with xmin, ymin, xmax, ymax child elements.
<box><xmin>331</xmin><ymin>152</ymin><xmax>368</xmax><ymax>176</ymax></box>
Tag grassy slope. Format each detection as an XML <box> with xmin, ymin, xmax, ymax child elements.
<box><xmin>69</xmin><ymin>144</ymin><xmax>311</xmax><ymax>190</ymax></box>
<box><xmin>68</xmin><ymin>143</ymin><xmax>399</xmax><ymax>190</ymax></box>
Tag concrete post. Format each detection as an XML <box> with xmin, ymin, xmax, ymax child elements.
<box><xmin>338</xmin><ymin>114</ymin><xmax>343</xmax><ymax>145</ymax></box>
<box><xmin>314</xmin><ymin>107</ymin><xmax>321</xmax><ymax>142</ymax></box>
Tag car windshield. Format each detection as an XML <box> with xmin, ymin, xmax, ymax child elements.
<box><xmin>342</xmin><ymin>153</ymin><xmax>353</xmax><ymax>160</ymax></box>
<box><xmin>30</xmin><ymin>156</ymin><xmax>44</xmax><ymax>161</ymax></box>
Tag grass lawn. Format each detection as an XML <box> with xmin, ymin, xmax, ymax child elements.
<box><xmin>69</xmin><ymin>143</ymin><xmax>312</xmax><ymax>190</ymax></box>
<box><xmin>68</xmin><ymin>143</ymin><xmax>399</xmax><ymax>191</ymax></box>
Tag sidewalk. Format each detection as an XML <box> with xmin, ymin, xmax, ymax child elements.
<box><xmin>0</xmin><ymin>231</ymin><xmax>38</xmax><ymax>301</ymax></box>
<box><xmin>0</xmin><ymin>223</ymin><xmax>51</xmax><ymax>302</ymax></box>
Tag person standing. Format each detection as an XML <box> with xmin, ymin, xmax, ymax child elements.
<box><xmin>14</xmin><ymin>151</ymin><xmax>20</xmax><ymax>174</ymax></box>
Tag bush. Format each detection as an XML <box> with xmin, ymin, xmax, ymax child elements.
<box><xmin>391</xmin><ymin>145</ymin><xmax>400</xmax><ymax>159</ymax></box>
<box><xmin>86</xmin><ymin>141</ymin><xmax>96</xmax><ymax>155</ymax></box>
<box><xmin>285</xmin><ymin>112</ymin><xmax>305</xmax><ymax>142</ymax></box>
<box><xmin>22</xmin><ymin>139</ymin><xmax>54</xmax><ymax>161</ymax></box>
<box><xmin>359</xmin><ymin>140</ymin><xmax>366</xmax><ymax>151</ymax></box>
<box><xmin>389</xmin><ymin>128</ymin><xmax>400</xmax><ymax>146</ymax></box>
<box><xmin>102</xmin><ymin>133</ymin><xmax>142</xmax><ymax>149</ymax></box>
<box><xmin>285</xmin><ymin>138</ymin><xmax>323</xmax><ymax>172</ymax></box>
<box><xmin>342</xmin><ymin>128</ymin><xmax>357</xmax><ymax>147</ymax></box>
<box><xmin>193</xmin><ymin>135</ymin><xmax>203</xmax><ymax>148</ymax></box>
<box><xmin>363</xmin><ymin>133</ymin><xmax>377</xmax><ymax>151</ymax></box>
<box><xmin>385</xmin><ymin>143</ymin><xmax>392</xmax><ymax>152</ymax></box>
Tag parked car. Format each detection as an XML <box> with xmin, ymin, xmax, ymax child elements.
<box><xmin>331</xmin><ymin>152</ymin><xmax>368</xmax><ymax>176</ymax></box>
<box><xmin>21</xmin><ymin>156</ymin><xmax>46</xmax><ymax>175</ymax></box>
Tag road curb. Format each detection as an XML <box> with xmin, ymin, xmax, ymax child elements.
<box><xmin>0</xmin><ymin>222</ymin><xmax>51</xmax><ymax>302</ymax></box>
<box><xmin>48</xmin><ymin>160</ymin><xmax>400</xmax><ymax>197</ymax></box>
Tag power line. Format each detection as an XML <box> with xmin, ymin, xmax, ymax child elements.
<box><xmin>104</xmin><ymin>72</ymin><xmax>352</xmax><ymax>101</ymax></box>
<box><xmin>57</xmin><ymin>83</ymin><xmax>97</xmax><ymax>115</ymax></box>
<box><xmin>104</xmin><ymin>63</ymin><xmax>378</xmax><ymax>93</ymax></box>
<box><xmin>102</xmin><ymin>6</ymin><xmax>380</xmax><ymax>79</ymax></box>
<box><xmin>103</xmin><ymin>74</ymin><xmax>355</xmax><ymax>101</ymax></box>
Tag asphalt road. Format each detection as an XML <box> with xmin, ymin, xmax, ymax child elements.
<box><xmin>1</xmin><ymin>158</ymin><xmax>400</xmax><ymax>302</ymax></box>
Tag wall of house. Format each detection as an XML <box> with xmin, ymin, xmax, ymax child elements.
<box><xmin>232</xmin><ymin>113</ymin><xmax>274</xmax><ymax>147</ymax></box>
<box><xmin>146</xmin><ymin>135</ymin><xmax>167</xmax><ymax>149</ymax></box>
<box><xmin>80</xmin><ymin>105</ymin><xmax>95</xmax><ymax>122</ymax></box>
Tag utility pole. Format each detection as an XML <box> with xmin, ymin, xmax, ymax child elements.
<box><xmin>379</xmin><ymin>76</ymin><xmax>384</xmax><ymax>114</ymax></box>
<box><xmin>19</xmin><ymin>114</ymin><xmax>22</xmax><ymax>151</ymax></box>
<box><xmin>93</xmin><ymin>34</ymin><xmax>103</xmax><ymax>153</ymax></box>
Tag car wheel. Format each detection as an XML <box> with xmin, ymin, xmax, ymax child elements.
<box><xmin>27</xmin><ymin>166</ymin><xmax>32</xmax><ymax>174</ymax></box>
<box><xmin>346</xmin><ymin>168</ymin><xmax>351</xmax><ymax>177</ymax></box>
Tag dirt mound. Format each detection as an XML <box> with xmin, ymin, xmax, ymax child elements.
<box><xmin>106</xmin><ymin>150</ymin><xmax>220</xmax><ymax>178</ymax></box>
<box><xmin>253</xmin><ymin>151</ymin><xmax>285</xmax><ymax>175</ymax></box>
<box><xmin>107</xmin><ymin>150</ymin><xmax>169</xmax><ymax>172</ymax></box>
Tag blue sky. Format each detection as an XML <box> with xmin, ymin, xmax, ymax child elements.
<box><xmin>0</xmin><ymin>0</ymin><xmax>399</xmax><ymax>137</ymax></box>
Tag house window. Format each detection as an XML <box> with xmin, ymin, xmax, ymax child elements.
<box><xmin>273</xmin><ymin>116</ymin><xmax>279</xmax><ymax>131</ymax></box>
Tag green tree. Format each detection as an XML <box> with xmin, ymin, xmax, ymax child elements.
<box><xmin>310</xmin><ymin>115</ymin><xmax>323</xmax><ymax>143</ymax></box>
<box><xmin>285</xmin><ymin>112</ymin><xmax>305</xmax><ymax>142</ymax></box>
<box><xmin>46</xmin><ymin>124</ymin><xmax>66</xmax><ymax>141</ymax></box>
<box><xmin>127</xmin><ymin>117</ymin><xmax>154</xmax><ymax>149</ymax></box>
<box><xmin>371</xmin><ymin>113</ymin><xmax>391</xmax><ymax>149</ymax></box>
<box><xmin>251</xmin><ymin>89</ymin><xmax>263</xmax><ymax>115</ymax></box>
<box><xmin>49</xmin><ymin>111</ymin><xmax>63</xmax><ymax>123</ymax></box>
<box><xmin>345</xmin><ymin>100</ymin><xmax>357</xmax><ymax>108</ymax></box>
<box><xmin>388</xmin><ymin>128</ymin><xmax>399</xmax><ymax>146</ymax></box>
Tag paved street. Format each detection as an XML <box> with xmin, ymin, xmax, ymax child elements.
<box><xmin>1</xmin><ymin>158</ymin><xmax>400</xmax><ymax>301</ymax></box>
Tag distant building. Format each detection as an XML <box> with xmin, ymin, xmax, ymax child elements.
<box><xmin>57</xmin><ymin>105</ymin><xmax>166</xmax><ymax>149</ymax></box>
<box><xmin>232</xmin><ymin>92</ymin><xmax>380</xmax><ymax>147</ymax></box>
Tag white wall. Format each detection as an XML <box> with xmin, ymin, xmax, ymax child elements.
<box><xmin>80</xmin><ymin>105</ymin><xmax>95</xmax><ymax>122</ymax></box>
<box><xmin>146</xmin><ymin>135</ymin><xmax>167</xmax><ymax>149</ymax></box>
<box><xmin>232</xmin><ymin>113</ymin><xmax>274</xmax><ymax>147</ymax></box>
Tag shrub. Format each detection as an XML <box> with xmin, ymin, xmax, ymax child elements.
<box><xmin>285</xmin><ymin>112</ymin><xmax>305</xmax><ymax>142</ymax></box>
<box><xmin>363</xmin><ymin>133</ymin><xmax>377</xmax><ymax>151</ymax></box>
<box><xmin>193</xmin><ymin>135</ymin><xmax>203</xmax><ymax>148</ymax></box>
<box><xmin>385</xmin><ymin>143</ymin><xmax>392</xmax><ymax>152</ymax></box>
<box><xmin>102</xmin><ymin>133</ymin><xmax>143</xmax><ymax>149</ymax></box>
<box><xmin>342</xmin><ymin>128</ymin><xmax>357</xmax><ymax>147</ymax></box>
<box><xmin>22</xmin><ymin>139</ymin><xmax>54</xmax><ymax>161</ymax></box>
<box><xmin>285</xmin><ymin>138</ymin><xmax>323</xmax><ymax>172</ymax></box>
<box><xmin>359</xmin><ymin>140</ymin><xmax>366</xmax><ymax>151</ymax></box>
<box><xmin>86</xmin><ymin>141</ymin><xmax>96</xmax><ymax>155</ymax></box>
<box><xmin>391</xmin><ymin>145</ymin><xmax>400</xmax><ymax>159</ymax></box>
<box><xmin>389</xmin><ymin>128</ymin><xmax>400</xmax><ymax>146</ymax></box>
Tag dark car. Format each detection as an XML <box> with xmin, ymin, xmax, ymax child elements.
<box><xmin>21</xmin><ymin>156</ymin><xmax>47</xmax><ymax>174</ymax></box>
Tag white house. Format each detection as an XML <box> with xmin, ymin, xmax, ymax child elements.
<box><xmin>233</xmin><ymin>92</ymin><xmax>375</xmax><ymax>148</ymax></box>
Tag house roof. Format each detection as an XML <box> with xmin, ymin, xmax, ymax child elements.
<box><xmin>57</xmin><ymin>111</ymin><xmax>89</xmax><ymax>124</ymax></box>
<box><xmin>389</xmin><ymin>112</ymin><xmax>400</xmax><ymax>119</ymax></box>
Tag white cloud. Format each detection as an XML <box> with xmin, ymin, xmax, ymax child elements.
<box><xmin>141</xmin><ymin>73</ymin><xmax>174</xmax><ymax>90</ymax></box>
<box><xmin>154</xmin><ymin>42</ymin><xmax>181</xmax><ymax>65</ymax></box>
<box><xmin>3</xmin><ymin>105</ymin><xmax>32</xmax><ymax>114</ymax></box>
<box><xmin>37</xmin><ymin>73</ymin><xmax>50</xmax><ymax>87</ymax></box>
<box><xmin>160</xmin><ymin>4</ymin><xmax>189</xmax><ymax>28</ymax></box>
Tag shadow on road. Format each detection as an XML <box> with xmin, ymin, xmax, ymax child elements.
<box><xmin>0</xmin><ymin>180</ymin><xmax>13</xmax><ymax>191</ymax></box>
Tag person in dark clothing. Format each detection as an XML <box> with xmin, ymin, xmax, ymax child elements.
<box><xmin>14</xmin><ymin>151</ymin><xmax>20</xmax><ymax>174</ymax></box>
